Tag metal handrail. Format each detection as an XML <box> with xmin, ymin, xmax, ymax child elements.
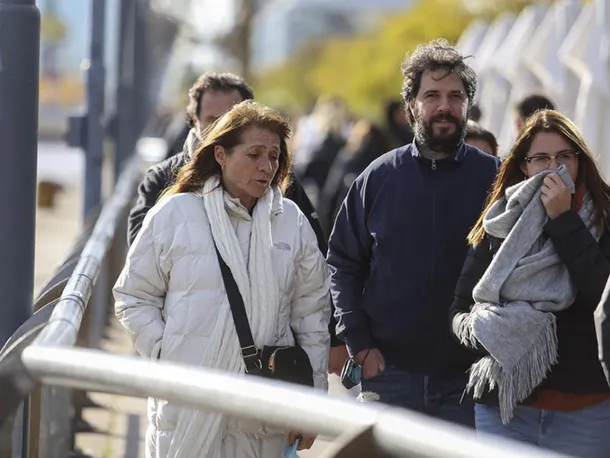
<box><xmin>21</xmin><ymin>346</ymin><xmax>565</xmax><ymax>458</ymax></box>
<box><xmin>0</xmin><ymin>154</ymin><xmax>143</xmax><ymax>458</ymax></box>
<box><xmin>32</xmin><ymin>155</ymin><xmax>142</xmax><ymax>349</ymax></box>
<box><xmin>11</xmin><ymin>150</ymin><xmax>566</xmax><ymax>457</ymax></box>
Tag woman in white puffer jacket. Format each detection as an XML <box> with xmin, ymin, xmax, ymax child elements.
<box><xmin>113</xmin><ymin>101</ymin><xmax>331</xmax><ymax>458</ymax></box>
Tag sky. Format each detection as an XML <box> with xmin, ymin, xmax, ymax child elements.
<box><xmin>34</xmin><ymin>0</ymin><xmax>412</xmax><ymax>82</ymax></box>
<box><xmin>184</xmin><ymin>0</ymin><xmax>410</xmax><ymax>68</ymax></box>
<box><xmin>186</xmin><ymin>0</ymin><xmax>237</xmax><ymax>68</ymax></box>
<box><xmin>37</xmin><ymin>0</ymin><xmax>120</xmax><ymax>84</ymax></box>
<box><xmin>189</xmin><ymin>0</ymin><xmax>235</xmax><ymax>38</ymax></box>
<box><xmin>38</xmin><ymin>0</ymin><xmax>91</xmax><ymax>72</ymax></box>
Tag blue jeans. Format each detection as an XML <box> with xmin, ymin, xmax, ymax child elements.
<box><xmin>475</xmin><ymin>401</ymin><xmax>610</xmax><ymax>457</ymax></box>
<box><xmin>358</xmin><ymin>365</ymin><xmax>474</xmax><ymax>428</ymax></box>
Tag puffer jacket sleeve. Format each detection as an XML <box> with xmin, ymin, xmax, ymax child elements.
<box><xmin>290</xmin><ymin>213</ymin><xmax>331</xmax><ymax>392</ymax></box>
<box><xmin>114</xmin><ymin>203</ymin><xmax>170</xmax><ymax>359</ymax></box>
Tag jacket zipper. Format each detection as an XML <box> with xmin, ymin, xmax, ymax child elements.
<box><xmin>430</xmin><ymin>159</ymin><xmax>437</xmax><ymax>289</ymax></box>
<box><xmin>428</xmin><ymin>157</ymin><xmax>437</xmax><ymax>317</ymax></box>
<box><xmin>431</xmin><ymin>192</ymin><xmax>436</xmax><ymax>289</ymax></box>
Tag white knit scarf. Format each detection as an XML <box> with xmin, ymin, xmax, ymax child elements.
<box><xmin>166</xmin><ymin>175</ymin><xmax>281</xmax><ymax>457</ymax></box>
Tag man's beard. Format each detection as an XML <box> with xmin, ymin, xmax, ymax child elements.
<box><xmin>413</xmin><ymin>112</ymin><xmax>467</xmax><ymax>153</ymax></box>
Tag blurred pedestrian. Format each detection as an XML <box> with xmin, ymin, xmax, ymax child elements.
<box><xmin>383</xmin><ymin>99</ymin><xmax>414</xmax><ymax>149</ymax></box>
<box><xmin>515</xmin><ymin>93</ymin><xmax>555</xmax><ymax>131</ymax></box>
<box><xmin>465</xmin><ymin>120</ymin><xmax>499</xmax><ymax>156</ymax></box>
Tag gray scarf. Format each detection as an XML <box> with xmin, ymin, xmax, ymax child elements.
<box><xmin>455</xmin><ymin>165</ymin><xmax>596</xmax><ymax>424</ymax></box>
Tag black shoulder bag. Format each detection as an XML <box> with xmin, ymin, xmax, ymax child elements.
<box><xmin>215</xmin><ymin>246</ymin><xmax>314</xmax><ymax>387</ymax></box>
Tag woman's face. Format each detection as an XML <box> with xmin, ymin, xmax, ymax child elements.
<box><xmin>214</xmin><ymin>126</ymin><xmax>281</xmax><ymax>210</ymax></box>
<box><xmin>521</xmin><ymin>131</ymin><xmax>579</xmax><ymax>182</ymax></box>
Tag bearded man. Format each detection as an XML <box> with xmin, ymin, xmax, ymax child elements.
<box><xmin>327</xmin><ymin>39</ymin><xmax>499</xmax><ymax>427</ymax></box>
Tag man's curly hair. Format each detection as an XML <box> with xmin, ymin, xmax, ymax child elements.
<box><xmin>400</xmin><ymin>39</ymin><xmax>477</xmax><ymax>126</ymax></box>
<box><xmin>186</xmin><ymin>72</ymin><xmax>254</xmax><ymax>128</ymax></box>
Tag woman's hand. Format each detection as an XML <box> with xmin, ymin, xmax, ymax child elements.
<box><xmin>288</xmin><ymin>432</ymin><xmax>316</xmax><ymax>450</ymax></box>
<box><xmin>541</xmin><ymin>174</ymin><xmax>572</xmax><ymax>219</ymax></box>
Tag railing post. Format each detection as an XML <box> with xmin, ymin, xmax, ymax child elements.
<box><xmin>83</xmin><ymin>0</ymin><xmax>107</xmax><ymax>220</ymax></box>
<box><xmin>0</xmin><ymin>1</ymin><xmax>40</xmax><ymax>457</ymax></box>
<box><xmin>133</xmin><ymin>0</ymin><xmax>151</xmax><ymax>138</ymax></box>
<box><xmin>68</xmin><ymin>2</ymin><xmax>108</xmax><ymax>455</ymax></box>
<box><xmin>0</xmin><ymin>0</ymin><xmax>40</xmax><ymax>368</ymax></box>
<box><xmin>114</xmin><ymin>0</ymin><xmax>136</xmax><ymax>181</ymax></box>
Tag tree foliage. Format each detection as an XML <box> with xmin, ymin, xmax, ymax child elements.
<box><xmin>253</xmin><ymin>0</ymin><xmax>543</xmax><ymax>119</ymax></box>
<box><xmin>41</xmin><ymin>13</ymin><xmax>67</xmax><ymax>44</ymax></box>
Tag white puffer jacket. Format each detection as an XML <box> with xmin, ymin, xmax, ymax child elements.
<box><xmin>114</xmin><ymin>190</ymin><xmax>331</xmax><ymax>458</ymax></box>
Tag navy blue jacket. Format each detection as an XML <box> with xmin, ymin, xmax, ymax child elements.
<box><xmin>327</xmin><ymin>141</ymin><xmax>499</xmax><ymax>376</ymax></box>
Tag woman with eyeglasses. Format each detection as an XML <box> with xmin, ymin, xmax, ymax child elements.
<box><xmin>449</xmin><ymin>110</ymin><xmax>610</xmax><ymax>456</ymax></box>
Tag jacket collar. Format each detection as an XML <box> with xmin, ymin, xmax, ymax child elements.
<box><xmin>410</xmin><ymin>140</ymin><xmax>468</xmax><ymax>163</ymax></box>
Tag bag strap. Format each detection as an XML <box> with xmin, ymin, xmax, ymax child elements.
<box><xmin>214</xmin><ymin>244</ymin><xmax>262</xmax><ymax>370</ymax></box>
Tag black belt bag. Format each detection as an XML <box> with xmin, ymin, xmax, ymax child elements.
<box><xmin>215</xmin><ymin>246</ymin><xmax>314</xmax><ymax>387</ymax></box>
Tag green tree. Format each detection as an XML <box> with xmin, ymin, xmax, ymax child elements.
<box><xmin>253</xmin><ymin>0</ymin><xmax>544</xmax><ymax>117</ymax></box>
<box><xmin>253</xmin><ymin>41</ymin><xmax>324</xmax><ymax>113</ymax></box>
<box><xmin>41</xmin><ymin>13</ymin><xmax>67</xmax><ymax>44</ymax></box>
<box><xmin>307</xmin><ymin>0</ymin><xmax>475</xmax><ymax>118</ymax></box>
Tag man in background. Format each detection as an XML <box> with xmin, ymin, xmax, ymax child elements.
<box><xmin>128</xmin><ymin>72</ymin><xmax>347</xmax><ymax>372</ymax></box>
<box><xmin>515</xmin><ymin>94</ymin><xmax>555</xmax><ymax>131</ymax></box>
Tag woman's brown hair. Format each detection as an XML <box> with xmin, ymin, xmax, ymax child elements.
<box><xmin>163</xmin><ymin>100</ymin><xmax>292</xmax><ymax>199</ymax></box>
<box><xmin>468</xmin><ymin>109</ymin><xmax>610</xmax><ymax>245</ymax></box>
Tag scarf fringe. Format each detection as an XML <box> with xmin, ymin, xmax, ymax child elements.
<box><xmin>468</xmin><ymin>313</ymin><xmax>558</xmax><ymax>424</ymax></box>
<box><xmin>454</xmin><ymin>311</ymin><xmax>480</xmax><ymax>350</ymax></box>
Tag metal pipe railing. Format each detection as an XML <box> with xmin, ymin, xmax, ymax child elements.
<box><xmin>9</xmin><ymin>141</ymin><xmax>567</xmax><ymax>457</ymax></box>
<box><xmin>0</xmin><ymin>154</ymin><xmax>144</xmax><ymax>458</ymax></box>
<box><xmin>20</xmin><ymin>346</ymin><xmax>566</xmax><ymax>458</ymax></box>
<box><xmin>32</xmin><ymin>155</ymin><xmax>142</xmax><ymax>349</ymax></box>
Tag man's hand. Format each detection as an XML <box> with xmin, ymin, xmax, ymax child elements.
<box><xmin>541</xmin><ymin>173</ymin><xmax>572</xmax><ymax>219</ymax></box>
<box><xmin>328</xmin><ymin>345</ymin><xmax>349</xmax><ymax>375</ymax></box>
<box><xmin>355</xmin><ymin>348</ymin><xmax>385</xmax><ymax>379</ymax></box>
<box><xmin>288</xmin><ymin>432</ymin><xmax>316</xmax><ymax>451</ymax></box>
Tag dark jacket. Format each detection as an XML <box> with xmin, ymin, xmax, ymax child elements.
<box><xmin>300</xmin><ymin>132</ymin><xmax>346</xmax><ymax>198</ymax></box>
<box><xmin>318</xmin><ymin>124</ymin><xmax>389</xmax><ymax>236</ymax></box>
<box><xmin>163</xmin><ymin>121</ymin><xmax>191</xmax><ymax>160</ymax></box>
<box><xmin>327</xmin><ymin>142</ymin><xmax>499</xmax><ymax>375</ymax></box>
<box><xmin>450</xmin><ymin>210</ymin><xmax>610</xmax><ymax>403</ymax></box>
<box><xmin>127</xmin><ymin>150</ymin><xmax>341</xmax><ymax>346</ymax></box>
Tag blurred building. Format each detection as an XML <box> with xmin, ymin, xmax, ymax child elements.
<box><xmin>252</xmin><ymin>0</ymin><xmax>412</xmax><ymax>70</ymax></box>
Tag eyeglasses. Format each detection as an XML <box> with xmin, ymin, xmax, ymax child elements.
<box><xmin>524</xmin><ymin>150</ymin><xmax>580</xmax><ymax>169</ymax></box>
